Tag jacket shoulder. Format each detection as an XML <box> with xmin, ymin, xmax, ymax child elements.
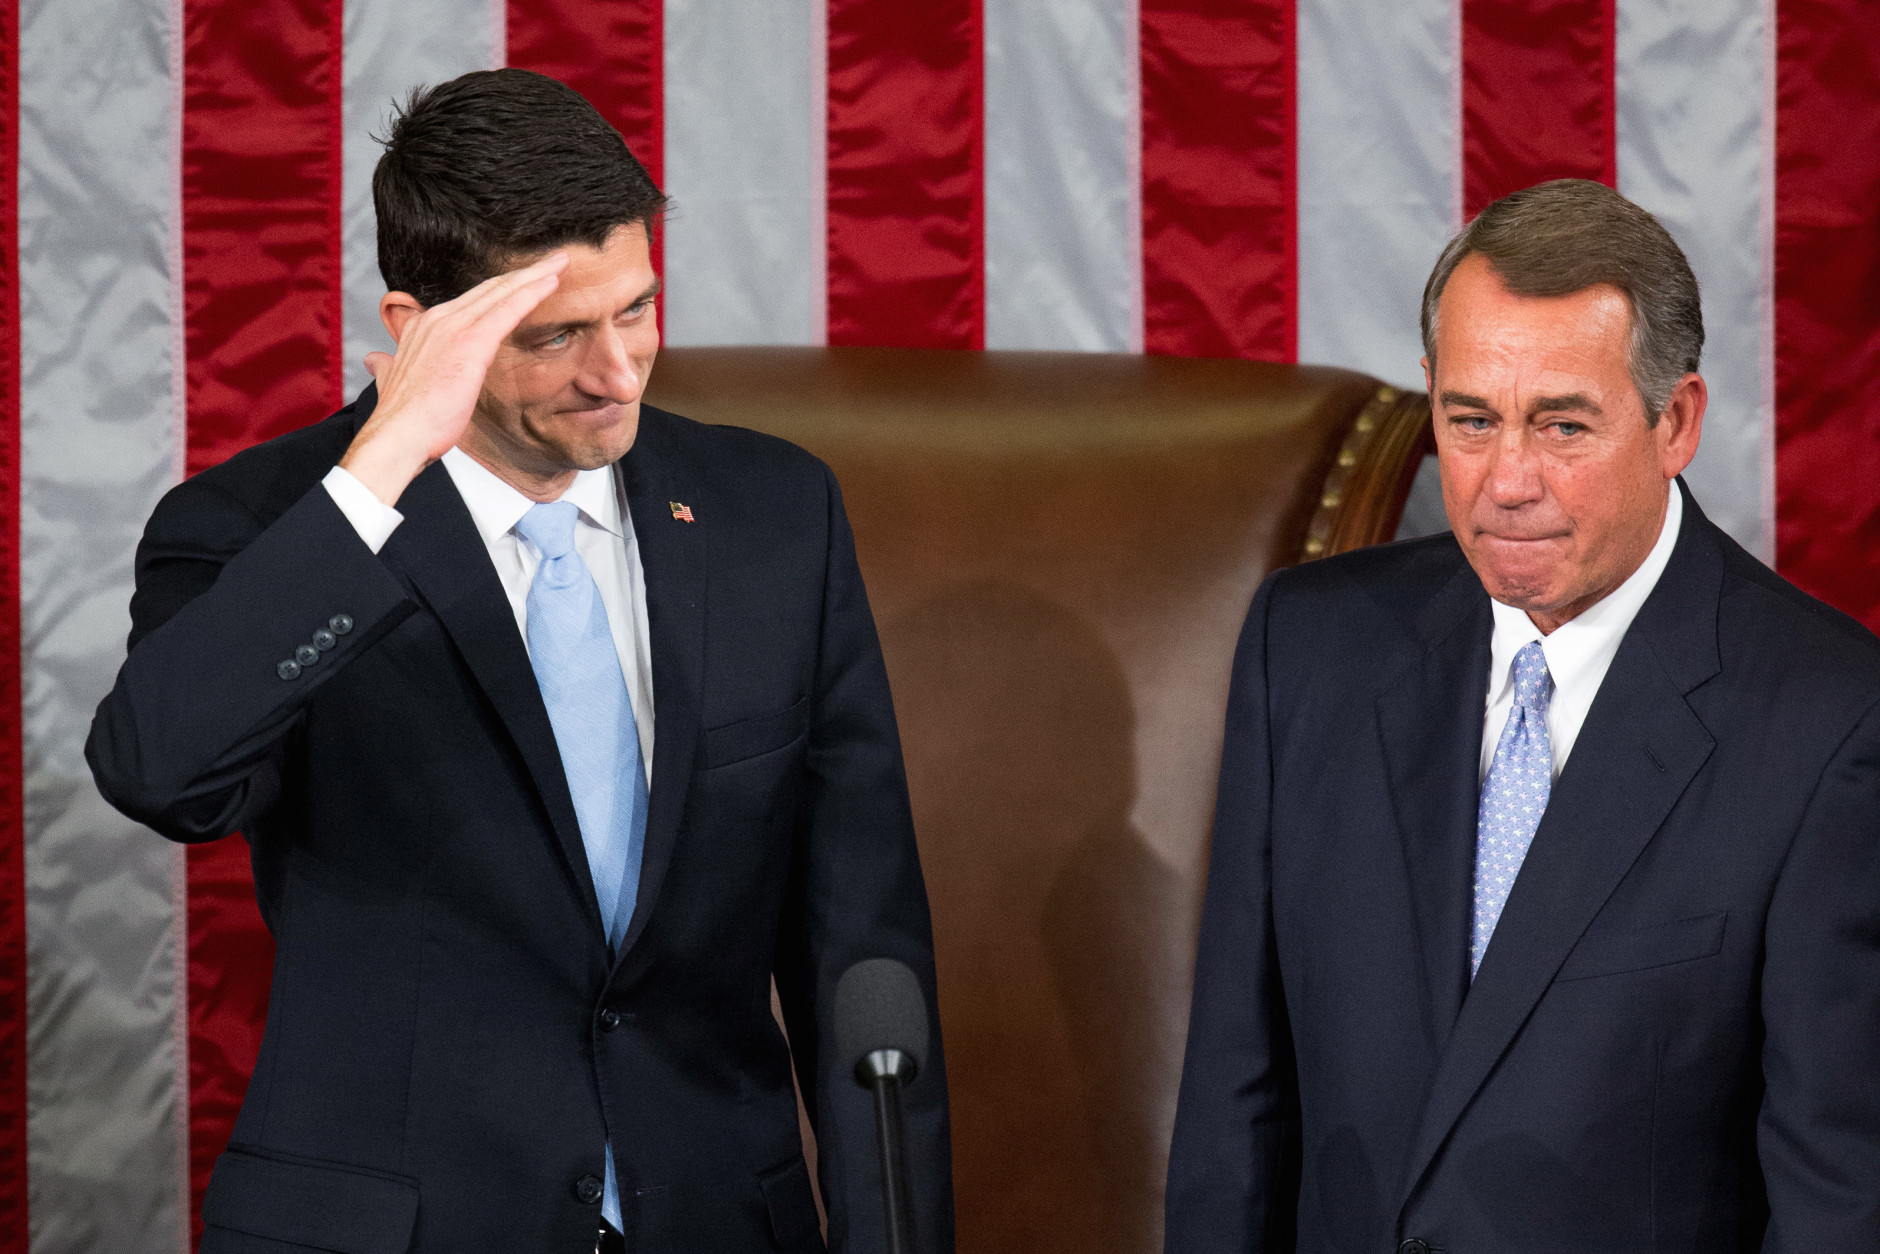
<box><xmin>165</xmin><ymin>396</ymin><xmax>369</xmax><ymax>528</ymax></box>
<box><xmin>1249</xmin><ymin>533</ymin><xmax>1479</xmax><ymax>705</ymax></box>
<box><xmin>1268</xmin><ymin>531</ymin><xmax>1472</xmax><ymax>635</ymax></box>
<box><xmin>641</xmin><ymin>404</ymin><xmax>827</xmax><ymax>480</ymax></box>
<box><xmin>1714</xmin><ymin>532</ymin><xmax>1880</xmax><ymax>696</ymax></box>
<box><xmin>637</xmin><ymin>404</ymin><xmax>837</xmax><ymax>532</ymax></box>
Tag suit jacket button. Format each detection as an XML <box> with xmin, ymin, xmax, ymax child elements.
<box><xmin>312</xmin><ymin>628</ymin><xmax>337</xmax><ymax>651</ymax></box>
<box><xmin>598</xmin><ymin>1006</ymin><xmax>621</xmax><ymax>1032</ymax></box>
<box><xmin>1398</xmin><ymin>1240</ymin><xmax>1431</xmax><ymax>1254</ymax></box>
<box><xmin>574</xmin><ymin>1174</ymin><xmax>604</xmax><ymax>1205</ymax></box>
<box><xmin>294</xmin><ymin>644</ymin><xmax>320</xmax><ymax>667</ymax></box>
<box><xmin>329</xmin><ymin>613</ymin><xmax>354</xmax><ymax>635</ymax></box>
<box><xmin>277</xmin><ymin>660</ymin><xmax>302</xmax><ymax>681</ymax></box>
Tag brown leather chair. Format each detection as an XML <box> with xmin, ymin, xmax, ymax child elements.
<box><xmin>648</xmin><ymin>347</ymin><xmax>1432</xmax><ymax>1254</ymax></box>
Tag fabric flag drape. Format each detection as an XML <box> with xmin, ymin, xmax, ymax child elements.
<box><xmin>3</xmin><ymin>0</ymin><xmax>1876</xmax><ymax>1250</ymax></box>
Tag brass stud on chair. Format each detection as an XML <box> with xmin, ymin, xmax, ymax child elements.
<box><xmin>1298</xmin><ymin>386</ymin><xmax>1433</xmax><ymax>565</ymax></box>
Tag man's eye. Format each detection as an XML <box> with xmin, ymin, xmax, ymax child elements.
<box><xmin>541</xmin><ymin>331</ymin><xmax>571</xmax><ymax>349</ymax></box>
<box><xmin>1552</xmin><ymin>420</ymin><xmax>1585</xmax><ymax>437</ymax></box>
<box><xmin>1456</xmin><ymin>414</ymin><xmax>1493</xmax><ymax>431</ymax></box>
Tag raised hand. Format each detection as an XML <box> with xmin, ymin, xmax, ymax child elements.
<box><xmin>339</xmin><ymin>252</ymin><xmax>570</xmax><ymax>505</ymax></box>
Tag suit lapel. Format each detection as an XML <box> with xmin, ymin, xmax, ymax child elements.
<box><xmin>1376</xmin><ymin>563</ymin><xmax>1494</xmax><ymax>1046</ymax></box>
<box><xmin>1398</xmin><ymin>491</ymin><xmax>1723</xmax><ymax>1206</ymax></box>
<box><xmin>611</xmin><ymin>408</ymin><xmax>707</xmax><ymax>965</ymax></box>
<box><xmin>331</xmin><ymin>391</ymin><xmax>709</xmax><ymax>956</ymax></box>
<box><xmin>378</xmin><ymin>459</ymin><xmax>606</xmax><ymax>940</ymax></box>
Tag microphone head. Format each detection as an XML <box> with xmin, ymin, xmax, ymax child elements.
<box><xmin>833</xmin><ymin>957</ymin><xmax>930</xmax><ymax>1087</ymax></box>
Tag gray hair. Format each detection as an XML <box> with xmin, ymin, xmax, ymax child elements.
<box><xmin>1420</xmin><ymin>179</ymin><xmax>1704</xmax><ymax>426</ymax></box>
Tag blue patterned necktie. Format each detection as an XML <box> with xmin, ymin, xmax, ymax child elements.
<box><xmin>1471</xmin><ymin>640</ymin><xmax>1555</xmax><ymax>977</ymax></box>
<box><xmin>514</xmin><ymin>501</ymin><xmax>648</xmax><ymax>1229</ymax></box>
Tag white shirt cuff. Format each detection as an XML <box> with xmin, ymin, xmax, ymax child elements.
<box><xmin>321</xmin><ymin>465</ymin><xmax>405</xmax><ymax>554</ymax></box>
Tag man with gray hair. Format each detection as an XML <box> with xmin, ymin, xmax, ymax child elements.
<box><xmin>1167</xmin><ymin>179</ymin><xmax>1880</xmax><ymax>1252</ymax></box>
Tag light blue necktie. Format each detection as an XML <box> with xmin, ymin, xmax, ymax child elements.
<box><xmin>1470</xmin><ymin>640</ymin><xmax>1554</xmax><ymax>977</ymax></box>
<box><xmin>515</xmin><ymin>500</ymin><xmax>648</xmax><ymax>1229</ymax></box>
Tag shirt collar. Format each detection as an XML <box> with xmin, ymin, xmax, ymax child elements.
<box><xmin>1485</xmin><ymin>481</ymin><xmax>1684</xmax><ymax>704</ymax></box>
<box><xmin>440</xmin><ymin>446</ymin><xmax>624</xmax><ymax>546</ymax></box>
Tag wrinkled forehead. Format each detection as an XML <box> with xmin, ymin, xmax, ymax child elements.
<box><xmin>511</xmin><ymin>226</ymin><xmax>657</xmax><ymax>329</ymax></box>
<box><xmin>1433</xmin><ymin>261</ymin><xmax>1636</xmax><ymax>392</ymax></box>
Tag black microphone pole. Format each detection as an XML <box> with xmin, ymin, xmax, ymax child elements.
<box><xmin>835</xmin><ymin>958</ymin><xmax>930</xmax><ymax>1254</ymax></box>
<box><xmin>858</xmin><ymin>1047</ymin><xmax>917</xmax><ymax>1254</ymax></box>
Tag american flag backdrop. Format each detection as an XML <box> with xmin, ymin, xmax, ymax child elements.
<box><xmin>1</xmin><ymin>0</ymin><xmax>1876</xmax><ymax>1248</ymax></box>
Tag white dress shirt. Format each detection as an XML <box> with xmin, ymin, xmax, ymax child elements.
<box><xmin>322</xmin><ymin>454</ymin><xmax>654</xmax><ymax>779</ymax></box>
<box><xmin>1480</xmin><ymin>483</ymin><xmax>1683</xmax><ymax>784</ymax></box>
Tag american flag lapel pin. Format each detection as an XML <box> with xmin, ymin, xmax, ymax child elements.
<box><xmin>669</xmin><ymin>501</ymin><xmax>695</xmax><ymax>523</ymax></box>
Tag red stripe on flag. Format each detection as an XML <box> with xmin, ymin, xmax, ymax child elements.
<box><xmin>182</xmin><ymin>0</ymin><xmax>345</xmax><ymax>476</ymax></box>
<box><xmin>826</xmin><ymin>0</ymin><xmax>984</xmax><ymax>351</ymax></box>
<box><xmin>181</xmin><ymin>0</ymin><xmax>343</xmax><ymax>1241</ymax></box>
<box><xmin>0</xmin><ymin>0</ymin><xmax>23</xmax><ymax>1244</ymax></box>
<box><xmin>1139</xmin><ymin>0</ymin><xmax>1296</xmax><ymax>362</ymax></box>
<box><xmin>1775</xmin><ymin>0</ymin><xmax>1880</xmax><ymax>632</ymax></box>
<box><xmin>1461</xmin><ymin>0</ymin><xmax>1615</xmax><ymax>218</ymax></box>
<box><xmin>182</xmin><ymin>857</ymin><xmax>277</xmax><ymax>1244</ymax></box>
<box><xmin>506</xmin><ymin>0</ymin><xmax>665</xmax><ymax>278</ymax></box>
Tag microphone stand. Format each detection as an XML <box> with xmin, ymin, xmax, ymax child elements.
<box><xmin>858</xmin><ymin>1048</ymin><xmax>917</xmax><ymax>1254</ymax></box>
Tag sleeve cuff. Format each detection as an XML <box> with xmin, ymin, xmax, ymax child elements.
<box><xmin>321</xmin><ymin>465</ymin><xmax>405</xmax><ymax>554</ymax></box>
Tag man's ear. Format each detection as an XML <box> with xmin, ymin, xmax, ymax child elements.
<box><xmin>1655</xmin><ymin>371</ymin><xmax>1707</xmax><ymax>480</ymax></box>
<box><xmin>1421</xmin><ymin>355</ymin><xmax>1433</xmax><ymax>397</ymax></box>
<box><xmin>379</xmin><ymin>291</ymin><xmax>426</xmax><ymax>345</ymax></box>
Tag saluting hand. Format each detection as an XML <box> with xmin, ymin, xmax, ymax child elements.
<box><xmin>339</xmin><ymin>252</ymin><xmax>570</xmax><ymax>506</ymax></box>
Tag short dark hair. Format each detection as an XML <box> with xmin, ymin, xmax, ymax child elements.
<box><xmin>373</xmin><ymin>68</ymin><xmax>666</xmax><ymax>307</ymax></box>
<box><xmin>1420</xmin><ymin>179</ymin><xmax>1703</xmax><ymax>425</ymax></box>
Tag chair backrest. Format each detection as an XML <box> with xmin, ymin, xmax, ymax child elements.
<box><xmin>648</xmin><ymin>346</ymin><xmax>1431</xmax><ymax>1253</ymax></box>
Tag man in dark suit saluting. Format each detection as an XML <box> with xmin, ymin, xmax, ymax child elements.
<box><xmin>1167</xmin><ymin>179</ymin><xmax>1880</xmax><ymax>1252</ymax></box>
<box><xmin>87</xmin><ymin>69</ymin><xmax>951</xmax><ymax>1254</ymax></box>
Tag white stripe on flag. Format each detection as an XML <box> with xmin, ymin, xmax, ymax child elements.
<box><xmin>1617</xmin><ymin>0</ymin><xmax>1775</xmax><ymax>560</ymax></box>
<box><xmin>983</xmin><ymin>0</ymin><xmax>1140</xmax><ymax>352</ymax></box>
<box><xmin>662</xmin><ymin>0</ymin><xmax>827</xmax><ymax>347</ymax></box>
<box><xmin>1298</xmin><ymin>0</ymin><xmax>1457</xmax><ymax>540</ymax></box>
<box><xmin>20</xmin><ymin>0</ymin><xmax>191</xmax><ymax>1246</ymax></box>
<box><xmin>341</xmin><ymin>0</ymin><xmax>502</xmax><ymax>397</ymax></box>
<box><xmin>1296</xmin><ymin>0</ymin><xmax>1459</xmax><ymax>390</ymax></box>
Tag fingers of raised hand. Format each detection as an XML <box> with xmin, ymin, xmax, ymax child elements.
<box><xmin>405</xmin><ymin>256</ymin><xmax>566</xmax><ymax>366</ymax></box>
<box><xmin>438</xmin><ymin>252</ymin><xmax>570</xmax><ymax>326</ymax></box>
<box><xmin>477</xmin><ymin>256</ymin><xmax>569</xmax><ymax>334</ymax></box>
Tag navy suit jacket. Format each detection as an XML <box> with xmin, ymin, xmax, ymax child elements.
<box><xmin>87</xmin><ymin>385</ymin><xmax>953</xmax><ymax>1254</ymax></box>
<box><xmin>1167</xmin><ymin>484</ymin><xmax>1880</xmax><ymax>1253</ymax></box>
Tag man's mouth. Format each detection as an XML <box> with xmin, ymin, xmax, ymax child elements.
<box><xmin>558</xmin><ymin>401</ymin><xmax>630</xmax><ymax>421</ymax></box>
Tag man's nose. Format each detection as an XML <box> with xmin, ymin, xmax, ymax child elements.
<box><xmin>1484</xmin><ymin>427</ymin><xmax>1544</xmax><ymax>507</ymax></box>
<box><xmin>577</xmin><ymin>325</ymin><xmax>644</xmax><ymax>405</ymax></box>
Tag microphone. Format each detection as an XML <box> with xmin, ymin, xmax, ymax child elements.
<box><xmin>834</xmin><ymin>958</ymin><xmax>929</xmax><ymax>1254</ymax></box>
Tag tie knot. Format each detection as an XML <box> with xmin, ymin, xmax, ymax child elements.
<box><xmin>1511</xmin><ymin>640</ymin><xmax>1554</xmax><ymax>713</ymax></box>
<box><xmin>516</xmin><ymin>500</ymin><xmax>580</xmax><ymax>561</ymax></box>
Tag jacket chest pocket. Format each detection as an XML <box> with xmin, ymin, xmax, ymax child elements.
<box><xmin>701</xmin><ymin>697</ymin><xmax>809</xmax><ymax>771</ymax></box>
<box><xmin>1556</xmin><ymin>911</ymin><xmax>1727</xmax><ymax>982</ymax></box>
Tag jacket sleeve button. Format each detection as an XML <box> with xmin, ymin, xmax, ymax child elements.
<box><xmin>276</xmin><ymin>659</ymin><xmax>302</xmax><ymax>681</ymax></box>
<box><xmin>574</xmin><ymin>1174</ymin><xmax>604</xmax><ymax>1205</ymax></box>
<box><xmin>312</xmin><ymin>628</ymin><xmax>337</xmax><ymax>651</ymax></box>
<box><xmin>294</xmin><ymin>644</ymin><xmax>321</xmax><ymax>667</ymax></box>
<box><xmin>329</xmin><ymin>613</ymin><xmax>354</xmax><ymax>635</ymax></box>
